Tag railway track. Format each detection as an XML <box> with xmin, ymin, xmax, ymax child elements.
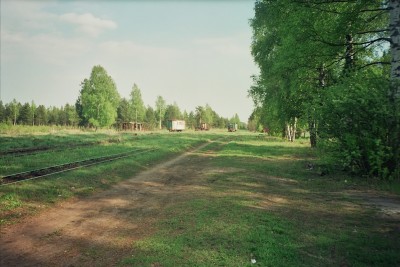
<box><xmin>0</xmin><ymin>138</ymin><xmax>124</xmax><ymax>158</ymax></box>
<box><xmin>0</xmin><ymin>148</ymin><xmax>155</xmax><ymax>186</ymax></box>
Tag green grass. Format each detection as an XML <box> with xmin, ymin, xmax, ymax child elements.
<box><xmin>124</xmin><ymin>198</ymin><xmax>300</xmax><ymax>267</ymax></box>
<box><xmin>1</xmin><ymin>129</ymin><xmax>399</xmax><ymax>266</ymax></box>
<box><xmin>121</xmin><ymin>133</ymin><xmax>400</xmax><ymax>267</ymax></box>
<box><xmin>0</xmin><ymin>131</ymin><xmax>207</xmax><ymax>225</ymax></box>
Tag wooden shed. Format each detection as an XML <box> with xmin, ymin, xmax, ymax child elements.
<box><xmin>121</xmin><ymin>122</ymin><xmax>143</xmax><ymax>131</ymax></box>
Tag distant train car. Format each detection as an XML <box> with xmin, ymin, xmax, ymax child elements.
<box><xmin>228</xmin><ymin>123</ymin><xmax>238</xmax><ymax>132</ymax></box>
<box><xmin>167</xmin><ymin>120</ymin><xmax>185</xmax><ymax>132</ymax></box>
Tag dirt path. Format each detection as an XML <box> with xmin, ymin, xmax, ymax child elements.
<box><xmin>0</xmin><ymin>141</ymin><xmax>213</xmax><ymax>267</ymax></box>
<box><xmin>1</xmin><ymin>139</ymin><xmax>399</xmax><ymax>267</ymax></box>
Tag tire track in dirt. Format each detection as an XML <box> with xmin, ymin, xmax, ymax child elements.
<box><xmin>0</xmin><ymin>140</ymin><xmax>217</xmax><ymax>267</ymax></box>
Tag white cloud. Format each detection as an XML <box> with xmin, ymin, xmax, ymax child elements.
<box><xmin>1</xmin><ymin>29</ymin><xmax>24</xmax><ymax>43</ymax></box>
<box><xmin>1</xmin><ymin>1</ymin><xmax>57</xmax><ymax>31</ymax></box>
<box><xmin>60</xmin><ymin>13</ymin><xmax>117</xmax><ymax>37</ymax></box>
<box><xmin>2</xmin><ymin>28</ymin><xmax>91</xmax><ymax>66</ymax></box>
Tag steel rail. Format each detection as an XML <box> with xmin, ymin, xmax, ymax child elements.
<box><xmin>0</xmin><ymin>139</ymin><xmax>127</xmax><ymax>158</ymax></box>
<box><xmin>0</xmin><ymin>148</ymin><xmax>156</xmax><ymax>186</ymax></box>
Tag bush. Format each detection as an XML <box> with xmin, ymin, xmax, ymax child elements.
<box><xmin>318</xmin><ymin>71</ymin><xmax>396</xmax><ymax>179</ymax></box>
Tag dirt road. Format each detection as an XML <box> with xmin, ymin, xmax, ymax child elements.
<box><xmin>0</xmin><ymin>142</ymin><xmax>213</xmax><ymax>267</ymax></box>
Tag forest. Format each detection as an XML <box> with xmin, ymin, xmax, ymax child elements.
<box><xmin>0</xmin><ymin>66</ymin><xmax>242</xmax><ymax>131</ymax></box>
<box><xmin>248</xmin><ymin>0</ymin><xmax>400</xmax><ymax>179</ymax></box>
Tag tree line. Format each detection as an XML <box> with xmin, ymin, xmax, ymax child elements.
<box><xmin>0</xmin><ymin>65</ymin><xmax>243</xmax><ymax>130</ymax></box>
<box><xmin>249</xmin><ymin>0</ymin><xmax>399</xmax><ymax>179</ymax></box>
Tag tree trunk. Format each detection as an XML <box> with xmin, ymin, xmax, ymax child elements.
<box><xmin>286</xmin><ymin>117</ymin><xmax>297</xmax><ymax>142</ymax></box>
<box><xmin>390</xmin><ymin>0</ymin><xmax>400</xmax><ymax>92</ymax></box>
<box><xmin>309</xmin><ymin>119</ymin><xmax>317</xmax><ymax>148</ymax></box>
<box><xmin>344</xmin><ymin>34</ymin><xmax>355</xmax><ymax>71</ymax></box>
<box><xmin>308</xmin><ymin>64</ymin><xmax>326</xmax><ymax>147</ymax></box>
<box><xmin>318</xmin><ymin>64</ymin><xmax>326</xmax><ymax>88</ymax></box>
<box><xmin>389</xmin><ymin>0</ymin><xmax>400</xmax><ymax>178</ymax></box>
<box><xmin>286</xmin><ymin>123</ymin><xmax>291</xmax><ymax>141</ymax></box>
<box><xmin>159</xmin><ymin>109</ymin><xmax>162</xmax><ymax>130</ymax></box>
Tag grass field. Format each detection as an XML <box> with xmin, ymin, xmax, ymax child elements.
<box><xmin>121</xmin><ymin>135</ymin><xmax>400</xmax><ymax>266</ymax></box>
<box><xmin>1</xmin><ymin>129</ymin><xmax>399</xmax><ymax>266</ymax></box>
<box><xmin>0</xmin><ymin>130</ymin><xmax>210</xmax><ymax>224</ymax></box>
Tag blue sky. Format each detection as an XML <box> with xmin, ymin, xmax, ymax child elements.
<box><xmin>1</xmin><ymin>0</ymin><xmax>258</xmax><ymax>121</ymax></box>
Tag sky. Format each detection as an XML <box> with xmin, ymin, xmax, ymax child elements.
<box><xmin>1</xmin><ymin>0</ymin><xmax>258</xmax><ymax>121</ymax></box>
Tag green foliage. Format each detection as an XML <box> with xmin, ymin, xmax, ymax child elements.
<box><xmin>0</xmin><ymin>98</ymin><xmax>237</xmax><ymax>130</ymax></box>
<box><xmin>164</xmin><ymin>102</ymin><xmax>182</xmax><ymax>124</ymax></box>
<box><xmin>155</xmin><ymin>95</ymin><xmax>166</xmax><ymax>129</ymax></box>
<box><xmin>319</xmin><ymin>71</ymin><xmax>393</xmax><ymax>178</ymax></box>
<box><xmin>78</xmin><ymin>65</ymin><xmax>120</xmax><ymax>128</ymax></box>
<box><xmin>117</xmin><ymin>98</ymin><xmax>131</xmax><ymax>124</ymax></box>
<box><xmin>250</xmin><ymin>0</ymin><xmax>399</xmax><ymax>179</ymax></box>
<box><xmin>2</xmin><ymin>66</ymin><xmax>238</xmax><ymax>130</ymax></box>
<box><xmin>194</xmin><ymin>104</ymin><xmax>228</xmax><ymax>129</ymax></box>
<box><xmin>187</xmin><ymin>111</ymin><xmax>196</xmax><ymax>129</ymax></box>
<box><xmin>9</xmin><ymin>99</ymin><xmax>20</xmax><ymax>126</ymax></box>
<box><xmin>195</xmin><ymin>104</ymin><xmax>223</xmax><ymax>128</ymax></box>
<box><xmin>130</xmin><ymin>83</ymin><xmax>146</xmax><ymax>122</ymax></box>
<box><xmin>0</xmin><ymin>193</ymin><xmax>22</xmax><ymax>211</ymax></box>
<box><xmin>35</xmin><ymin>105</ymin><xmax>47</xmax><ymax>125</ymax></box>
<box><xmin>230</xmin><ymin>113</ymin><xmax>240</xmax><ymax>125</ymax></box>
<box><xmin>144</xmin><ymin>106</ymin><xmax>157</xmax><ymax>130</ymax></box>
<box><xmin>0</xmin><ymin>101</ymin><xmax>5</xmax><ymax>123</ymax></box>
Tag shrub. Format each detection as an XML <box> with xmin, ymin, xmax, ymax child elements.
<box><xmin>318</xmin><ymin>71</ymin><xmax>395</xmax><ymax>179</ymax></box>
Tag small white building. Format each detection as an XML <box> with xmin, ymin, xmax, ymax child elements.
<box><xmin>167</xmin><ymin>120</ymin><xmax>185</xmax><ymax>132</ymax></box>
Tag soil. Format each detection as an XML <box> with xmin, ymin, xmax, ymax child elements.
<box><xmin>0</xmin><ymin>142</ymin><xmax>212</xmax><ymax>267</ymax></box>
<box><xmin>1</xmin><ymin>141</ymin><xmax>399</xmax><ymax>267</ymax></box>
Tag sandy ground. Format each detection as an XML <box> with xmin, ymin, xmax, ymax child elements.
<box><xmin>0</xmin><ymin>142</ymin><xmax>213</xmax><ymax>267</ymax></box>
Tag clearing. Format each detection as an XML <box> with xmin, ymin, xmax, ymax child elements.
<box><xmin>1</xmin><ymin>134</ymin><xmax>399</xmax><ymax>266</ymax></box>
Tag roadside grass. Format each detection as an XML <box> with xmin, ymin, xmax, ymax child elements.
<box><xmin>0</xmin><ymin>132</ymin><xmax>207</xmax><ymax>225</ymax></box>
<box><xmin>123</xmin><ymin>136</ymin><xmax>400</xmax><ymax>267</ymax></box>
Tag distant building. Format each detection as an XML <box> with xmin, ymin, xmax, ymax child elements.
<box><xmin>121</xmin><ymin>122</ymin><xmax>143</xmax><ymax>131</ymax></box>
<box><xmin>228</xmin><ymin>123</ymin><xmax>238</xmax><ymax>132</ymax></box>
<box><xmin>167</xmin><ymin>120</ymin><xmax>185</xmax><ymax>132</ymax></box>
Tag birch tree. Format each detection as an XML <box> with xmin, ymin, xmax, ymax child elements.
<box><xmin>117</xmin><ymin>98</ymin><xmax>131</xmax><ymax>124</ymax></box>
<box><xmin>78</xmin><ymin>65</ymin><xmax>120</xmax><ymax>128</ymax></box>
<box><xmin>155</xmin><ymin>95</ymin><xmax>166</xmax><ymax>129</ymax></box>
<box><xmin>389</xmin><ymin>0</ymin><xmax>400</xmax><ymax>177</ymax></box>
<box><xmin>9</xmin><ymin>99</ymin><xmax>19</xmax><ymax>126</ymax></box>
<box><xmin>250</xmin><ymin>0</ymin><xmax>399</xmax><ymax>178</ymax></box>
<box><xmin>31</xmin><ymin>101</ymin><xmax>36</xmax><ymax>126</ymax></box>
<box><xmin>129</xmin><ymin>84</ymin><xmax>145</xmax><ymax>123</ymax></box>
